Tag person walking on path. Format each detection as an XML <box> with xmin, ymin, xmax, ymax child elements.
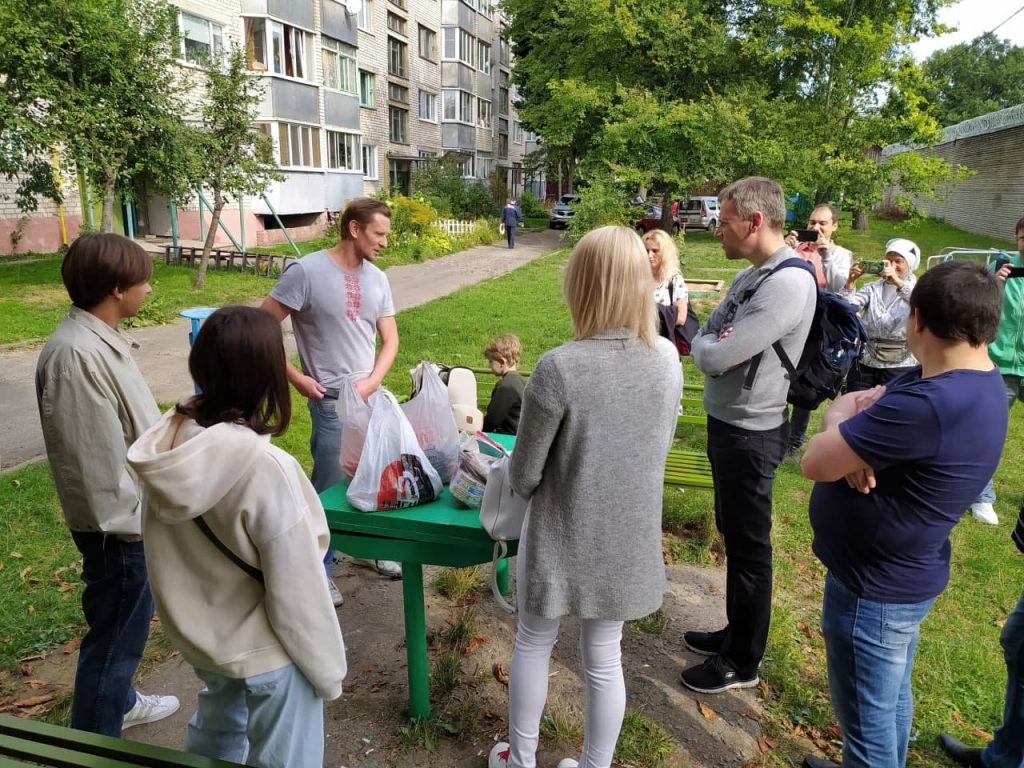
<box><xmin>128</xmin><ymin>307</ymin><xmax>347</xmax><ymax>768</ymax></box>
<box><xmin>680</xmin><ymin>177</ymin><xmax>816</xmax><ymax>694</ymax></box>
<box><xmin>801</xmin><ymin>261</ymin><xmax>1008</xmax><ymax>768</ymax></box>
<box><xmin>488</xmin><ymin>226</ymin><xmax>682</xmax><ymax>768</ymax></box>
<box><xmin>502</xmin><ymin>197</ymin><xmax>523</xmax><ymax>249</ymax></box>
<box><xmin>262</xmin><ymin>197</ymin><xmax>401</xmax><ymax>603</ymax></box>
<box><xmin>35</xmin><ymin>233</ymin><xmax>179</xmax><ymax>736</ymax></box>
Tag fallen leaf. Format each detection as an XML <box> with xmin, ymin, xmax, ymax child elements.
<box><xmin>492</xmin><ymin>662</ymin><xmax>509</xmax><ymax>686</ymax></box>
<box><xmin>797</xmin><ymin>621</ymin><xmax>813</xmax><ymax>638</ymax></box>
<box><xmin>697</xmin><ymin>701</ymin><xmax>718</xmax><ymax>720</ymax></box>
<box><xmin>971</xmin><ymin>728</ymin><xmax>994</xmax><ymax>740</ymax></box>
<box><xmin>11</xmin><ymin>693</ymin><xmax>56</xmax><ymax>707</ymax></box>
<box><xmin>825</xmin><ymin>723</ymin><xmax>842</xmax><ymax>741</ymax></box>
<box><xmin>18</xmin><ymin>566</ymin><xmax>32</xmax><ymax>580</ymax></box>
<box><xmin>9</xmin><ymin>552</ymin><xmax>22</xmax><ymax>559</ymax></box>
<box><xmin>464</xmin><ymin>634</ymin><xmax>491</xmax><ymax>656</ymax></box>
<box><xmin>19</xmin><ymin>664</ymin><xmax>35</xmax><ymax>677</ymax></box>
<box><xmin>26</xmin><ymin>605</ymin><xmax>34</xmax><ymax>615</ymax></box>
<box><xmin>25</xmin><ymin>680</ymin><xmax>50</xmax><ymax>690</ymax></box>
<box><xmin>757</xmin><ymin>680</ymin><xmax>771</xmax><ymax>697</ymax></box>
<box><xmin>757</xmin><ymin>736</ymin><xmax>779</xmax><ymax>753</ymax></box>
<box><xmin>996</xmin><ymin>617</ymin><xmax>1008</xmax><ymax>628</ymax></box>
<box><xmin>951</xmin><ymin>710</ymin><xmax>968</xmax><ymax>728</ymax></box>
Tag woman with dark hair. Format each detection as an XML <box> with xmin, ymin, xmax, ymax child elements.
<box><xmin>128</xmin><ymin>306</ymin><xmax>346</xmax><ymax>768</ymax></box>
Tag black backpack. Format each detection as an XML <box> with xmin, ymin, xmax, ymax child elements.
<box><xmin>656</xmin><ymin>280</ymin><xmax>700</xmax><ymax>356</ymax></box>
<box><xmin>743</xmin><ymin>258</ymin><xmax>867</xmax><ymax>409</ymax></box>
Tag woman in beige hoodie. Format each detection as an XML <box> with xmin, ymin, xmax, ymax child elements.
<box><xmin>128</xmin><ymin>306</ymin><xmax>346</xmax><ymax>768</ymax></box>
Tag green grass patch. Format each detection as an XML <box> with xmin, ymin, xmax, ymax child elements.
<box><xmin>438</xmin><ymin>606</ymin><xmax>479</xmax><ymax>654</ymax></box>
<box><xmin>429</xmin><ymin>649</ymin><xmax>463</xmax><ymax>699</ymax></box>
<box><xmin>614</xmin><ymin>709</ymin><xmax>677</xmax><ymax>768</ymax></box>
<box><xmin>432</xmin><ymin>565</ymin><xmax>483</xmax><ymax>601</ymax></box>
<box><xmin>626</xmin><ymin>609</ymin><xmax>669</xmax><ymax>636</ymax></box>
<box><xmin>539</xmin><ymin>703</ymin><xmax>583</xmax><ymax>749</ymax></box>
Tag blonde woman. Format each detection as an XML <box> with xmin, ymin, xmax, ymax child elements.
<box><xmin>643</xmin><ymin>228</ymin><xmax>689</xmax><ymax>327</ymax></box>
<box><xmin>488</xmin><ymin>227</ymin><xmax>683</xmax><ymax>768</ymax></box>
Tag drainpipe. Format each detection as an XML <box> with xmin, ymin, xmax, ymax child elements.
<box><xmin>50</xmin><ymin>148</ymin><xmax>68</xmax><ymax>246</ymax></box>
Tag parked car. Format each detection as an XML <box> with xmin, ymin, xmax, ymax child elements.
<box><xmin>634</xmin><ymin>204</ymin><xmax>681</xmax><ymax>235</ymax></box>
<box><xmin>681</xmin><ymin>196</ymin><xmax>720</xmax><ymax>231</ymax></box>
<box><xmin>548</xmin><ymin>194</ymin><xmax>580</xmax><ymax>229</ymax></box>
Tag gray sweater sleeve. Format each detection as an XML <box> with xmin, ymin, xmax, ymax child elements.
<box><xmin>692</xmin><ymin>268</ymin><xmax>816</xmax><ymax>376</ymax></box>
<box><xmin>509</xmin><ymin>356</ymin><xmax>565</xmax><ymax>499</ymax></box>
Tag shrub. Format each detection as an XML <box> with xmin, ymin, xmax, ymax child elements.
<box><xmin>518</xmin><ymin>192</ymin><xmax>546</xmax><ymax>219</ymax></box>
<box><xmin>388</xmin><ymin>195</ymin><xmax>440</xmax><ymax>238</ymax></box>
<box><xmin>566</xmin><ymin>177</ymin><xmax>633</xmax><ymax>244</ymax></box>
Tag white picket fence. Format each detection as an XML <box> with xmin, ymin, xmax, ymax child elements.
<box><xmin>433</xmin><ymin>218</ymin><xmax>477</xmax><ymax>236</ymax></box>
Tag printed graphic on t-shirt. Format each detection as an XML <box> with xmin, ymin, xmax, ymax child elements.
<box><xmin>345</xmin><ymin>274</ymin><xmax>361</xmax><ymax>322</ymax></box>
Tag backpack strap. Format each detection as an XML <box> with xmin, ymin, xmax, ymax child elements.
<box><xmin>740</xmin><ymin>258</ymin><xmax>815</xmax><ymax>391</ymax></box>
<box><xmin>193</xmin><ymin>516</ymin><xmax>265</xmax><ymax>583</ymax></box>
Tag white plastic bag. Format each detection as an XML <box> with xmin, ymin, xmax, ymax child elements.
<box><xmin>479</xmin><ymin>444</ymin><xmax>530</xmax><ymax>612</ymax></box>
<box><xmin>401</xmin><ymin>362</ymin><xmax>460</xmax><ymax>483</ymax></box>
<box><xmin>347</xmin><ymin>389</ymin><xmax>443</xmax><ymax>512</ymax></box>
<box><xmin>338</xmin><ymin>378</ymin><xmax>372</xmax><ymax>480</ymax></box>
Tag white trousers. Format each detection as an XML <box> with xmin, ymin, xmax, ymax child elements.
<box><xmin>507</xmin><ymin>610</ymin><xmax>626</xmax><ymax>768</ymax></box>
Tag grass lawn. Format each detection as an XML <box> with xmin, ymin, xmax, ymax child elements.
<box><xmin>1</xmin><ymin>215</ymin><xmax>1020</xmax><ymax>764</ymax></box>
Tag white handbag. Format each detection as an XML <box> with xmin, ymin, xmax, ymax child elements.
<box><xmin>479</xmin><ymin>446</ymin><xmax>529</xmax><ymax>612</ymax></box>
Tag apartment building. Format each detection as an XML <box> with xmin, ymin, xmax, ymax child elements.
<box><xmin>0</xmin><ymin>0</ymin><xmax>530</xmax><ymax>254</ymax></box>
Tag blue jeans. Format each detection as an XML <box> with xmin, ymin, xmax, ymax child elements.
<box><xmin>821</xmin><ymin>573</ymin><xmax>935</xmax><ymax>768</ymax></box>
<box><xmin>983</xmin><ymin>589</ymin><xmax>1024</xmax><ymax>768</ymax></box>
<box><xmin>309</xmin><ymin>398</ymin><xmax>343</xmax><ymax>574</ymax></box>
<box><xmin>186</xmin><ymin>664</ymin><xmax>324</xmax><ymax>768</ymax></box>
<box><xmin>975</xmin><ymin>375</ymin><xmax>1022</xmax><ymax>504</ymax></box>
<box><xmin>69</xmin><ymin>531</ymin><xmax>153</xmax><ymax>736</ymax></box>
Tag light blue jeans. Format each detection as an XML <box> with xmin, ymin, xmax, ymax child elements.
<box><xmin>821</xmin><ymin>573</ymin><xmax>936</xmax><ymax>768</ymax></box>
<box><xmin>186</xmin><ymin>664</ymin><xmax>324</xmax><ymax>768</ymax></box>
<box><xmin>975</xmin><ymin>374</ymin><xmax>1023</xmax><ymax>504</ymax></box>
<box><xmin>983</xmin><ymin>590</ymin><xmax>1024</xmax><ymax>768</ymax></box>
<box><xmin>309</xmin><ymin>397</ymin><xmax>343</xmax><ymax>573</ymax></box>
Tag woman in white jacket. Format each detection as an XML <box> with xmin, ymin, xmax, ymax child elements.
<box><xmin>128</xmin><ymin>306</ymin><xmax>346</xmax><ymax>768</ymax></box>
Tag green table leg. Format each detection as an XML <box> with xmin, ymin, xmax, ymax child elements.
<box><xmin>401</xmin><ymin>562</ymin><xmax>431</xmax><ymax>720</ymax></box>
<box><xmin>496</xmin><ymin>557</ymin><xmax>510</xmax><ymax>596</ymax></box>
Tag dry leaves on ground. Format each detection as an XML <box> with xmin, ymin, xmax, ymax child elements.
<box><xmin>492</xmin><ymin>662</ymin><xmax>509</xmax><ymax>686</ymax></box>
<box><xmin>697</xmin><ymin>701</ymin><xmax>717</xmax><ymax>720</ymax></box>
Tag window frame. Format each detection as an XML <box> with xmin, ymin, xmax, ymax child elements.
<box><xmin>357</xmin><ymin>0</ymin><xmax>373</xmax><ymax>32</ymax></box>
<box><xmin>389</xmin><ymin>105</ymin><xmax>408</xmax><ymax>143</ymax></box>
<box><xmin>477</xmin><ymin>97</ymin><xmax>492</xmax><ymax>129</ymax></box>
<box><xmin>244</xmin><ymin>17</ymin><xmax>313</xmax><ymax>81</ymax></box>
<box><xmin>326</xmin><ymin>129</ymin><xmax>362</xmax><ymax>172</ymax></box>
<box><xmin>418</xmin><ymin>25</ymin><xmax>437</xmax><ymax>61</ymax></box>
<box><xmin>386</xmin><ymin>11</ymin><xmax>407</xmax><ymax>36</ymax></box>
<box><xmin>275</xmin><ymin>121</ymin><xmax>322</xmax><ymax>168</ymax></box>
<box><xmin>321</xmin><ymin>36</ymin><xmax>357</xmax><ymax>94</ymax></box>
<box><xmin>362</xmin><ymin>144</ymin><xmax>379</xmax><ymax>179</ymax></box>
<box><xmin>388</xmin><ymin>81</ymin><xmax>409</xmax><ymax>103</ymax></box>
<box><xmin>418</xmin><ymin>89</ymin><xmax>437</xmax><ymax>122</ymax></box>
<box><xmin>178</xmin><ymin>11</ymin><xmax>224</xmax><ymax>65</ymax></box>
<box><xmin>442</xmin><ymin>89</ymin><xmax>474</xmax><ymax>125</ymax></box>
<box><xmin>358</xmin><ymin>69</ymin><xmax>376</xmax><ymax>107</ymax></box>
<box><xmin>387</xmin><ymin>35</ymin><xmax>408</xmax><ymax>79</ymax></box>
<box><xmin>477</xmin><ymin>40</ymin><xmax>491</xmax><ymax>74</ymax></box>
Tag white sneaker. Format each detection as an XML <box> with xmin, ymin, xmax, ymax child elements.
<box><xmin>355</xmin><ymin>558</ymin><xmax>403</xmax><ymax>579</ymax></box>
<box><xmin>328</xmin><ymin>579</ymin><xmax>344</xmax><ymax>607</ymax></box>
<box><xmin>557</xmin><ymin>760</ymin><xmax>580</xmax><ymax>768</ymax></box>
<box><xmin>122</xmin><ymin>691</ymin><xmax>180</xmax><ymax>730</ymax></box>
<box><xmin>488</xmin><ymin>742</ymin><xmax>511</xmax><ymax>768</ymax></box>
<box><xmin>970</xmin><ymin>502</ymin><xmax>999</xmax><ymax>525</ymax></box>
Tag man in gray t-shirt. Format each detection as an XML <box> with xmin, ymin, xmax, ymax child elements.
<box><xmin>263</xmin><ymin>198</ymin><xmax>400</xmax><ymax>598</ymax></box>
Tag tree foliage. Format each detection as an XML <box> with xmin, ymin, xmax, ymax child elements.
<box><xmin>505</xmin><ymin>0</ymin><xmax>961</xmax><ymax>227</ymax></box>
<box><xmin>923</xmin><ymin>32</ymin><xmax>1024</xmax><ymax>127</ymax></box>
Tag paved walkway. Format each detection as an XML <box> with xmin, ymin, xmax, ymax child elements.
<box><xmin>0</xmin><ymin>229</ymin><xmax>563</xmax><ymax>472</ymax></box>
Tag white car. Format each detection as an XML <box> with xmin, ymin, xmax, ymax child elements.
<box><xmin>682</xmin><ymin>196</ymin><xmax>719</xmax><ymax>231</ymax></box>
<box><xmin>548</xmin><ymin>194</ymin><xmax>580</xmax><ymax>229</ymax></box>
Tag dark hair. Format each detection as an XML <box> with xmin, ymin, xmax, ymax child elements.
<box><xmin>910</xmin><ymin>261</ymin><xmax>1001</xmax><ymax>346</ymax></box>
<box><xmin>340</xmin><ymin>197</ymin><xmax>391</xmax><ymax>241</ymax></box>
<box><xmin>177</xmin><ymin>306</ymin><xmax>291</xmax><ymax>436</ymax></box>
<box><xmin>61</xmin><ymin>233</ymin><xmax>152</xmax><ymax>310</ymax></box>
<box><xmin>811</xmin><ymin>203</ymin><xmax>839</xmax><ymax>223</ymax></box>
<box><xmin>1016</xmin><ymin>215</ymin><xmax>1024</xmax><ymax>236</ymax></box>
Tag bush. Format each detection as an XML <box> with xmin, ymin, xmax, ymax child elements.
<box><xmin>387</xmin><ymin>195</ymin><xmax>440</xmax><ymax>238</ymax></box>
<box><xmin>413</xmin><ymin>157</ymin><xmax>503</xmax><ymax>220</ymax></box>
<box><xmin>518</xmin><ymin>192</ymin><xmax>546</xmax><ymax>218</ymax></box>
<box><xmin>566</xmin><ymin>177</ymin><xmax>633</xmax><ymax>245</ymax></box>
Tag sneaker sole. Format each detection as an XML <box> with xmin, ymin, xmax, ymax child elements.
<box><xmin>353</xmin><ymin>559</ymin><xmax>403</xmax><ymax>580</ymax></box>
<box><xmin>680</xmin><ymin>675</ymin><xmax>760</xmax><ymax>695</ymax></box>
<box><xmin>121</xmin><ymin>701</ymin><xmax>181</xmax><ymax>729</ymax></box>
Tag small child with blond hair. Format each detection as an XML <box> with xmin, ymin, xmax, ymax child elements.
<box><xmin>483</xmin><ymin>334</ymin><xmax>525</xmax><ymax>434</ymax></box>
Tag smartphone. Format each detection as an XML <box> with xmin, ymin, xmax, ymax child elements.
<box><xmin>857</xmin><ymin>261</ymin><xmax>885</xmax><ymax>275</ymax></box>
<box><xmin>796</xmin><ymin>229</ymin><xmax>819</xmax><ymax>243</ymax></box>
<box><xmin>1007</xmin><ymin>266</ymin><xmax>1024</xmax><ymax>279</ymax></box>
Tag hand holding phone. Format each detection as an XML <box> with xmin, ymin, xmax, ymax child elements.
<box><xmin>856</xmin><ymin>260</ymin><xmax>885</xmax><ymax>275</ymax></box>
<box><xmin>796</xmin><ymin>229</ymin><xmax>819</xmax><ymax>243</ymax></box>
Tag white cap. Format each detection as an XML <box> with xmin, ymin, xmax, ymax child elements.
<box><xmin>884</xmin><ymin>238</ymin><xmax>920</xmax><ymax>272</ymax></box>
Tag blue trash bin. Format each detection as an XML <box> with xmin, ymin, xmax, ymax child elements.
<box><xmin>180</xmin><ymin>307</ymin><xmax>217</xmax><ymax>393</ymax></box>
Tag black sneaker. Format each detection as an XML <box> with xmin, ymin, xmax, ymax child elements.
<box><xmin>680</xmin><ymin>655</ymin><xmax>758</xmax><ymax>694</ymax></box>
<box><xmin>683</xmin><ymin>627</ymin><xmax>727</xmax><ymax>656</ymax></box>
<box><xmin>938</xmin><ymin>733</ymin><xmax>984</xmax><ymax>767</ymax></box>
<box><xmin>802</xmin><ymin>757</ymin><xmax>840</xmax><ymax>768</ymax></box>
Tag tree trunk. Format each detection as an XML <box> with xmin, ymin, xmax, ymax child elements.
<box><xmin>100</xmin><ymin>172</ymin><xmax>117</xmax><ymax>233</ymax></box>
<box><xmin>193</xmin><ymin>195</ymin><xmax>225</xmax><ymax>291</ymax></box>
<box><xmin>853</xmin><ymin>209</ymin><xmax>869</xmax><ymax>231</ymax></box>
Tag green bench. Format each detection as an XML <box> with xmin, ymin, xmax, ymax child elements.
<box><xmin>0</xmin><ymin>713</ymin><xmax>242</xmax><ymax>768</ymax></box>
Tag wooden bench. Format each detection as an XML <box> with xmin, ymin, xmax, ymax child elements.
<box><xmin>162</xmin><ymin>245</ymin><xmax>295</xmax><ymax>276</ymax></box>
<box><xmin>0</xmin><ymin>713</ymin><xmax>242</xmax><ymax>767</ymax></box>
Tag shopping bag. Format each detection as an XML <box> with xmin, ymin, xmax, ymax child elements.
<box><xmin>338</xmin><ymin>378</ymin><xmax>372</xmax><ymax>480</ymax></box>
<box><xmin>479</xmin><ymin>441</ymin><xmax>530</xmax><ymax>612</ymax></box>
<box><xmin>401</xmin><ymin>362</ymin><xmax>460</xmax><ymax>483</ymax></box>
<box><xmin>449</xmin><ymin>441</ymin><xmax>499</xmax><ymax>508</ymax></box>
<box><xmin>347</xmin><ymin>389</ymin><xmax>443</xmax><ymax>512</ymax></box>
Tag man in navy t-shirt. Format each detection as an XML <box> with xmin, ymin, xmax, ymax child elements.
<box><xmin>800</xmin><ymin>260</ymin><xmax>1008</xmax><ymax>768</ymax></box>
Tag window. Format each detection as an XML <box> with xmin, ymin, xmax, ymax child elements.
<box><xmin>460</xmin><ymin>154</ymin><xmax>475</xmax><ymax>178</ymax></box>
<box><xmin>418</xmin><ymin>25</ymin><xmax>437</xmax><ymax>61</ymax></box>
<box><xmin>277</xmin><ymin>122</ymin><xmax>321</xmax><ymax>167</ymax></box>
<box><xmin>479</xmin><ymin>0</ymin><xmax>491</xmax><ymax>17</ymax></box>
<box><xmin>357</xmin><ymin>0</ymin><xmax>372</xmax><ymax>31</ymax></box>
<box><xmin>179</xmin><ymin>12</ymin><xmax>223</xmax><ymax>64</ymax></box>
<box><xmin>326</xmin><ymin>130</ymin><xmax>361</xmax><ymax>171</ymax></box>
<box><xmin>418</xmin><ymin>90</ymin><xmax>437</xmax><ymax>122</ymax></box>
<box><xmin>477</xmin><ymin>98</ymin><xmax>492</xmax><ymax>128</ymax></box>
<box><xmin>442</xmin><ymin>89</ymin><xmax>474</xmax><ymax>123</ymax></box>
<box><xmin>387</xmin><ymin>12</ymin><xmax>406</xmax><ymax>36</ymax></box>
<box><xmin>441</xmin><ymin>27</ymin><xmax>473</xmax><ymax>65</ymax></box>
<box><xmin>498</xmin><ymin>133</ymin><xmax>508</xmax><ymax>159</ymax></box>
<box><xmin>499</xmin><ymin>35</ymin><xmax>509</xmax><ymax>66</ymax></box>
<box><xmin>362</xmin><ymin>144</ymin><xmax>378</xmax><ymax>179</ymax></box>
<box><xmin>359</xmin><ymin>70</ymin><xmax>375</xmax><ymax>107</ymax></box>
<box><xmin>245</xmin><ymin>18</ymin><xmax>311</xmax><ymax>79</ymax></box>
<box><xmin>321</xmin><ymin>37</ymin><xmax>357</xmax><ymax>93</ymax></box>
<box><xmin>513</xmin><ymin>120</ymin><xmax>524</xmax><ymax>144</ymax></box>
<box><xmin>390</xmin><ymin>0</ymin><xmax>405</xmax><ymax>8</ymax></box>
<box><xmin>388</xmin><ymin>36</ymin><xmax>407</xmax><ymax>78</ymax></box>
<box><xmin>477</xmin><ymin>41</ymin><xmax>491</xmax><ymax>74</ymax></box>
<box><xmin>499</xmin><ymin>86</ymin><xmax>509</xmax><ymax>115</ymax></box>
<box><xmin>388</xmin><ymin>82</ymin><xmax>409</xmax><ymax>103</ymax></box>
<box><xmin>389</xmin><ymin>106</ymin><xmax>408</xmax><ymax>143</ymax></box>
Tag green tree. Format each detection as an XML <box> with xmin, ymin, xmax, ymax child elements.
<box><xmin>191</xmin><ymin>46</ymin><xmax>280</xmax><ymax>291</ymax></box>
<box><xmin>923</xmin><ymin>32</ymin><xmax>1024</xmax><ymax>126</ymax></box>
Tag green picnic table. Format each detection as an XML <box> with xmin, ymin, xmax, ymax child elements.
<box><xmin>320</xmin><ymin>432</ymin><xmax>517</xmax><ymax>721</ymax></box>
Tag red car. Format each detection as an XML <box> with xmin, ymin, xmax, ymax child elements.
<box><xmin>635</xmin><ymin>202</ymin><xmax>681</xmax><ymax>235</ymax></box>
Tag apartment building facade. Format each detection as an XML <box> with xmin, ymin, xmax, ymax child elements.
<box><xmin>0</xmin><ymin>0</ymin><xmax>531</xmax><ymax>254</ymax></box>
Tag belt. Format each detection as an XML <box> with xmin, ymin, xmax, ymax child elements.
<box><xmin>321</xmin><ymin>387</ymin><xmax>340</xmax><ymax>400</ymax></box>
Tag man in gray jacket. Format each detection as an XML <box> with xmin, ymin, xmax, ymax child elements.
<box><xmin>680</xmin><ymin>177</ymin><xmax>816</xmax><ymax>694</ymax></box>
